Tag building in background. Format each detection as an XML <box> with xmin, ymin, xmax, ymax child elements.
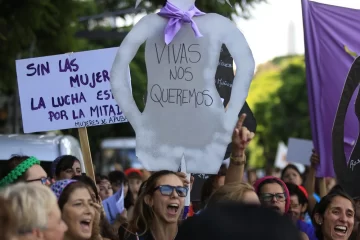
<box><xmin>287</xmin><ymin>21</ymin><xmax>296</xmax><ymax>55</ymax></box>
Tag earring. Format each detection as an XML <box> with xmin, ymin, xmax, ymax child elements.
<box><xmin>318</xmin><ymin>222</ymin><xmax>322</xmax><ymax>225</ymax></box>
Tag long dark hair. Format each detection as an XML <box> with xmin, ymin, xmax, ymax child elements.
<box><xmin>312</xmin><ymin>187</ymin><xmax>355</xmax><ymax>240</ymax></box>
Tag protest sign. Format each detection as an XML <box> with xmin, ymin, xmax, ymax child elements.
<box><xmin>15</xmin><ymin>47</ymin><xmax>129</xmax><ymax>134</ymax></box>
<box><xmin>287</xmin><ymin>138</ymin><xmax>313</xmax><ymax>166</ymax></box>
<box><xmin>302</xmin><ymin>0</ymin><xmax>360</xmax><ymax>177</ymax></box>
<box><xmin>111</xmin><ymin>0</ymin><xmax>255</xmax><ymax>174</ymax></box>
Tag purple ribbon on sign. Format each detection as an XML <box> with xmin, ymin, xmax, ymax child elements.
<box><xmin>158</xmin><ymin>1</ymin><xmax>205</xmax><ymax>45</ymax></box>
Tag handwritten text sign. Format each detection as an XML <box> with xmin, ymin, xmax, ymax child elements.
<box><xmin>111</xmin><ymin>13</ymin><xmax>254</xmax><ymax>174</ymax></box>
<box><xmin>16</xmin><ymin>47</ymin><xmax>129</xmax><ymax>133</ymax></box>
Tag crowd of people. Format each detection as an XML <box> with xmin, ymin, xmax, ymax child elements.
<box><xmin>0</xmin><ymin>115</ymin><xmax>358</xmax><ymax>240</ymax></box>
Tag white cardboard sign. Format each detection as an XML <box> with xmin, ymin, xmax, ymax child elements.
<box><xmin>111</xmin><ymin>1</ymin><xmax>255</xmax><ymax>174</ymax></box>
<box><xmin>16</xmin><ymin>48</ymin><xmax>129</xmax><ymax>133</ymax></box>
<box><xmin>274</xmin><ymin>142</ymin><xmax>288</xmax><ymax>169</ymax></box>
<box><xmin>287</xmin><ymin>138</ymin><xmax>313</xmax><ymax>166</ymax></box>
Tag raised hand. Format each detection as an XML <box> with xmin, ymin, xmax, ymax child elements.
<box><xmin>232</xmin><ymin>114</ymin><xmax>255</xmax><ymax>156</ymax></box>
<box><xmin>310</xmin><ymin>149</ymin><xmax>320</xmax><ymax>168</ymax></box>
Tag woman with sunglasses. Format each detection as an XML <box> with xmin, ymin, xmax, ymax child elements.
<box><xmin>119</xmin><ymin>170</ymin><xmax>188</xmax><ymax>240</ymax></box>
<box><xmin>0</xmin><ymin>155</ymin><xmax>50</xmax><ymax>187</ymax></box>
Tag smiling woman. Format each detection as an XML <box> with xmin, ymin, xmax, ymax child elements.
<box><xmin>312</xmin><ymin>187</ymin><xmax>355</xmax><ymax>240</ymax></box>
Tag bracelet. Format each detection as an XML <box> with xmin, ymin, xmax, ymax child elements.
<box><xmin>230</xmin><ymin>154</ymin><xmax>246</xmax><ymax>166</ymax></box>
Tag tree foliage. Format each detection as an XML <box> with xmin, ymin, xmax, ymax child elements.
<box><xmin>96</xmin><ymin>0</ymin><xmax>264</xmax><ymax>18</ymax></box>
<box><xmin>0</xmin><ymin>0</ymin><xmax>97</xmax><ymax>93</ymax></box>
<box><xmin>246</xmin><ymin>55</ymin><xmax>312</xmax><ymax>168</ymax></box>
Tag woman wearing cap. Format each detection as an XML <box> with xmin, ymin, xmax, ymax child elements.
<box><xmin>0</xmin><ymin>155</ymin><xmax>49</xmax><ymax>187</ymax></box>
<box><xmin>286</xmin><ymin>182</ymin><xmax>317</xmax><ymax>240</ymax></box>
<box><xmin>124</xmin><ymin>168</ymin><xmax>143</xmax><ymax>201</ymax></box>
<box><xmin>51</xmin><ymin>179</ymin><xmax>110</xmax><ymax>240</ymax></box>
<box><xmin>1</xmin><ymin>182</ymin><xmax>68</xmax><ymax>240</ymax></box>
<box><xmin>118</xmin><ymin>170</ymin><xmax>188</xmax><ymax>240</ymax></box>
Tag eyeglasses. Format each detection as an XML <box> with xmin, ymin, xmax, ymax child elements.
<box><xmin>260</xmin><ymin>193</ymin><xmax>286</xmax><ymax>202</ymax></box>
<box><xmin>27</xmin><ymin>177</ymin><xmax>49</xmax><ymax>185</ymax></box>
<box><xmin>154</xmin><ymin>185</ymin><xmax>188</xmax><ymax>197</ymax></box>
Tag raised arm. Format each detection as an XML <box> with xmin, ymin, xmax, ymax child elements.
<box><xmin>225</xmin><ymin>114</ymin><xmax>255</xmax><ymax>184</ymax></box>
<box><xmin>332</xmin><ymin>57</ymin><xmax>360</xmax><ymax>182</ymax></box>
<box><xmin>221</xmin><ymin>18</ymin><xmax>255</xmax><ymax>131</ymax></box>
<box><xmin>110</xmin><ymin>15</ymin><xmax>156</xmax><ymax>129</ymax></box>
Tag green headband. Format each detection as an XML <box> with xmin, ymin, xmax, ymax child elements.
<box><xmin>0</xmin><ymin>157</ymin><xmax>40</xmax><ymax>187</ymax></box>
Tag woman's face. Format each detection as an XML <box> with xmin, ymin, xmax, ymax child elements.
<box><xmin>259</xmin><ymin>183</ymin><xmax>286</xmax><ymax>215</ymax></box>
<box><xmin>282</xmin><ymin>168</ymin><xmax>302</xmax><ymax>186</ymax></box>
<box><xmin>59</xmin><ymin>161</ymin><xmax>82</xmax><ymax>180</ymax></box>
<box><xmin>43</xmin><ymin>204</ymin><xmax>68</xmax><ymax>240</ymax></box>
<box><xmin>98</xmin><ymin>180</ymin><xmax>113</xmax><ymax>200</ymax></box>
<box><xmin>26</xmin><ymin>165</ymin><xmax>49</xmax><ymax>186</ymax></box>
<box><xmin>320</xmin><ymin>196</ymin><xmax>354</xmax><ymax>240</ymax></box>
<box><xmin>289</xmin><ymin>195</ymin><xmax>304</xmax><ymax>221</ymax></box>
<box><xmin>129</xmin><ymin>178</ymin><xmax>142</xmax><ymax>198</ymax></box>
<box><xmin>148</xmin><ymin>174</ymin><xmax>185</xmax><ymax>224</ymax></box>
<box><xmin>62</xmin><ymin>188</ymin><xmax>95</xmax><ymax>240</ymax></box>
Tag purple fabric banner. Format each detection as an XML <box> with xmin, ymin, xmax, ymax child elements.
<box><xmin>302</xmin><ymin>0</ymin><xmax>360</xmax><ymax>177</ymax></box>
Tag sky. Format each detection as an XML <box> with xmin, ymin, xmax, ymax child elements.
<box><xmin>235</xmin><ymin>0</ymin><xmax>305</xmax><ymax>66</ymax></box>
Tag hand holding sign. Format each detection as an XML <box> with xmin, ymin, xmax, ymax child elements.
<box><xmin>176</xmin><ymin>172</ymin><xmax>194</xmax><ymax>191</ymax></box>
<box><xmin>232</xmin><ymin>114</ymin><xmax>255</xmax><ymax>156</ymax></box>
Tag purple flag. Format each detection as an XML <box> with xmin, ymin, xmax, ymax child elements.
<box><xmin>302</xmin><ymin>0</ymin><xmax>360</xmax><ymax>177</ymax></box>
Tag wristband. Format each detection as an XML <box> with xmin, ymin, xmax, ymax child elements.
<box><xmin>230</xmin><ymin>154</ymin><xmax>246</xmax><ymax>166</ymax></box>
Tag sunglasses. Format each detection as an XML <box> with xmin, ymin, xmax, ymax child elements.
<box><xmin>154</xmin><ymin>185</ymin><xmax>188</xmax><ymax>197</ymax></box>
<box><xmin>27</xmin><ymin>177</ymin><xmax>49</xmax><ymax>185</ymax></box>
<box><xmin>260</xmin><ymin>193</ymin><xmax>286</xmax><ymax>202</ymax></box>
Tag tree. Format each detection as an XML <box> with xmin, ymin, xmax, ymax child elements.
<box><xmin>246</xmin><ymin>55</ymin><xmax>312</xmax><ymax>168</ymax></box>
<box><xmin>0</xmin><ymin>0</ymin><xmax>96</xmax><ymax>93</ymax></box>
